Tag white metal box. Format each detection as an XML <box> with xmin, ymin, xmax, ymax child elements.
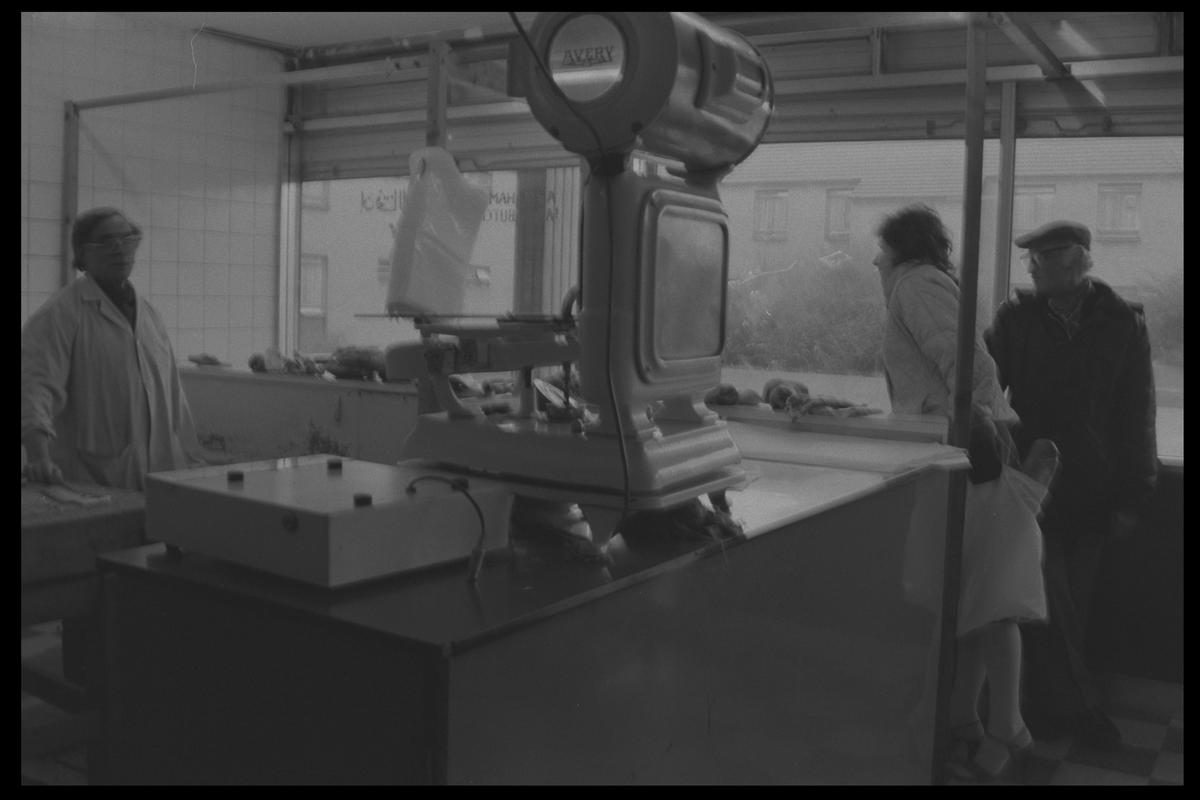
<box><xmin>146</xmin><ymin>456</ymin><xmax>512</xmax><ymax>588</ymax></box>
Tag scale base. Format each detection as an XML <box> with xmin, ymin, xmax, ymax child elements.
<box><xmin>401</xmin><ymin>413</ymin><xmax>747</xmax><ymax>546</ymax></box>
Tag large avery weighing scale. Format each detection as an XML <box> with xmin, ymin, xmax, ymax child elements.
<box><xmin>386</xmin><ymin>11</ymin><xmax>775</xmax><ymax>546</ymax></box>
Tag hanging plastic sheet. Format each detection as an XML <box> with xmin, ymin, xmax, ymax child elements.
<box><xmin>386</xmin><ymin>147</ymin><xmax>489</xmax><ymax>317</ymax></box>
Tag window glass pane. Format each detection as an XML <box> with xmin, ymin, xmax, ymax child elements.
<box><xmin>294</xmin><ymin>138</ymin><xmax>1180</xmax><ymax>464</ymax></box>
<box><xmin>720</xmin><ymin>140</ymin><xmax>974</xmax><ymax>413</ymax></box>
<box><xmin>297</xmin><ymin>168</ymin><xmax>581</xmax><ymax>354</ymax></box>
<box><xmin>716</xmin><ymin>137</ymin><xmax>1179</xmax><ymax>462</ymax></box>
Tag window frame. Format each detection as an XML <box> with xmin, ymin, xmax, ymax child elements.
<box><xmin>1097</xmin><ymin>182</ymin><xmax>1143</xmax><ymax>242</ymax></box>
<box><xmin>301</xmin><ymin>180</ymin><xmax>331</xmax><ymax>212</ymax></box>
<box><xmin>824</xmin><ymin>186</ymin><xmax>853</xmax><ymax>241</ymax></box>
<box><xmin>753</xmin><ymin>189</ymin><xmax>790</xmax><ymax>242</ymax></box>
<box><xmin>299</xmin><ymin>253</ymin><xmax>328</xmax><ymax>318</ymax></box>
<box><xmin>1011</xmin><ymin>184</ymin><xmax>1056</xmax><ymax>238</ymax></box>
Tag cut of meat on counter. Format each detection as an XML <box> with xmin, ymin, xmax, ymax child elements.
<box><xmin>704</xmin><ymin>383</ymin><xmax>763</xmax><ymax>406</ymax></box>
<box><xmin>705</xmin><ymin>376</ymin><xmax>882</xmax><ymax>418</ymax></box>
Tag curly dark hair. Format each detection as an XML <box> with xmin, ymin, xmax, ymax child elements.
<box><xmin>875</xmin><ymin>203</ymin><xmax>955</xmax><ymax>278</ymax></box>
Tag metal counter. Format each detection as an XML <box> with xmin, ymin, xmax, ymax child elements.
<box><xmin>95</xmin><ymin>426</ymin><xmax>965</xmax><ymax>784</ymax></box>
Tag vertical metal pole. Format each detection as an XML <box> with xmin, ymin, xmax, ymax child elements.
<box><xmin>956</xmin><ymin>19</ymin><xmax>986</xmax><ymax>408</ymax></box>
<box><xmin>931</xmin><ymin>11</ymin><xmax>988</xmax><ymax>786</ymax></box>
<box><xmin>426</xmin><ymin>40</ymin><xmax>450</xmax><ymax>148</ymax></box>
<box><xmin>61</xmin><ymin>102</ymin><xmax>80</xmax><ymax>287</ymax></box>
<box><xmin>992</xmin><ymin>81</ymin><xmax>1018</xmax><ymax>312</ymax></box>
<box><xmin>278</xmin><ymin>87</ymin><xmax>303</xmax><ymax>355</ymax></box>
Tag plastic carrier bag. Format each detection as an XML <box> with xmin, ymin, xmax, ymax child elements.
<box><xmin>386</xmin><ymin>147</ymin><xmax>489</xmax><ymax>317</ymax></box>
<box><xmin>903</xmin><ymin>465</ymin><xmax>1048</xmax><ymax>635</ymax></box>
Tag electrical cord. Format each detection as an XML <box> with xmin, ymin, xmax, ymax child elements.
<box><xmin>405</xmin><ymin>475</ymin><xmax>488</xmax><ymax>583</ymax></box>
<box><xmin>507</xmin><ymin>12</ymin><xmax>632</xmax><ymax>539</ymax></box>
<box><xmin>559</xmin><ymin>285</ymin><xmax>581</xmax><ymax>407</ymax></box>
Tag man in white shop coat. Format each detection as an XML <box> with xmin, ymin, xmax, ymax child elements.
<box><xmin>22</xmin><ymin>206</ymin><xmax>207</xmax><ymax>491</ymax></box>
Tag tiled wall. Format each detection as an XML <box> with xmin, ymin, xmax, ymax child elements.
<box><xmin>21</xmin><ymin>11</ymin><xmax>284</xmax><ymax>368</ymax></box>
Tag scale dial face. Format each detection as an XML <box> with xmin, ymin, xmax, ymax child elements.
<box><xmin>546</xmin><ymin>14</ymin><xmax>627</xmax><ymax>103</ymax></box>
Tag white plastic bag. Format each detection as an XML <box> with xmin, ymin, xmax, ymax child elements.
<box><xmin>903</xmin><ymin>465</ymin><xmax>1048</xmax><ymax>635</ymax></box>
<box><xmin>386</xmin><ymin>147</ymin><xmax>489</xmax><ymax>317</ymax></box>
<box><xmin>956</xmin><ymin>465</ymin><xmax>1048</xmax><ymax>634</ymax></box>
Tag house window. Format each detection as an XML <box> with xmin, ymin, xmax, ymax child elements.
<box><xmin>299</xmin><ymin>254</ymin><xmax>328</xmax><ymax>317</ymax></box>
<box><xmin>1013</xmin><ymin>185</ymin><xmax>1056</xmax><ymax>236</ymax></box>
<box><xmin>825</xmin><ymin>188</ymin><xmax>852</xmax><ymax>240</ymax></box>
<box><xmin>753</xmin><ymin>190</ymin><xmax>789</xmax><ymax>241</ymax></box>
<box><xmin>1098</xmin><ymin>183</ymin><xmax>1141</xmax><ymax>239</ymax></box>
<box><xmin>301</xmin><ymin>181</ymin><xmax>330</xmax><ymax>211</ymax></box>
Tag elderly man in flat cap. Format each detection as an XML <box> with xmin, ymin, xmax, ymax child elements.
<box><xmin>984</xmin><ymin>220</ymin><xmax>1158</xmax><ymax>751</ymax></box>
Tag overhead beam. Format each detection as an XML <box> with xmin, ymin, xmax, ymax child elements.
<box><xmin>426</xmin><ymin>39</ymin><xmax>450</xmax><ymax>147</ymax></box>
<box><xmin>189</xmin><ymin>25</ymin><xmax>296</xmax><ymax>55</ymax></box>
<box><xmin>706</xmin><ymin>11</ymin><xmax>967</xmax><ymax>37</ymax></box>
<box><xmin>284</xmin><ymin>100</ymin><xmax>530</xmax><ymax>133</ymax></box>
<box><xmin>772</xmin><ymin>55</ymin><xmax>1181</xmax><ymax>96</ymax></box>
<box><xmin>294</xmin><ymin>15</ymin><xmax>535</xmax><ymax>68</ymax></box>
<box><xmin>73</xmin><ymin>57</ymin><xmax>427</xmax><ymax>110</ymax></box>
<box><xmin>989</xmin><ymin>12</ymin><xmax>1071</xmax><ymax>79</ymax></box>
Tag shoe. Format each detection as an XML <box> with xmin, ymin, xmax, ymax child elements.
<box><xmin>1022</xmin><ymin>710</ymin><xmax>1070</xmax><ymax>743</ymax></box>
<box><xmin>1070</xmin><ymin>708</ymin><xmax>1122</xmax><ymax>751</ymax></box>
<box><xmin>970</xmin><ymin>727</ymin><xmax>1033</xmax><ymax>782</ymax></box>
<box><xmin>1022</xmin><ymin>708</ymin><xmax>1069</xmax><ymax>741</ymax></box>
<box><xmin>944</xmin><ymin>720</ymin><xmax>985</xmax><ymax>781</ymax></box>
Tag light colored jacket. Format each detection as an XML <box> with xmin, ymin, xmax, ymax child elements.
<box><xmin>881</xmin><ymin>261</ymin><xmax>1016</xmax><ymax>425</ymax></box>
<box><xmin>21</xmin><ymin>274</ymin><xmax>202</xmax><ymax>491</ymax></box>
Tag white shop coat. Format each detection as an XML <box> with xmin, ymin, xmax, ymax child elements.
<box><xmin>879</xmin><ymin>260</ymin><xmax>1016</xmax><ymax>425</ymax></box>
<box><xmin>21</xmin><ymin>273</ymin><xmax>202</xmax><ymax>491</ymax></box>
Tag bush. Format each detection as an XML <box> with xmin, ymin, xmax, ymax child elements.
<box><xmin>1137</xmin><ymin>269</ymin><xmax>1184</xmax><ymax>368</ymax></box>
<box><xmin>724</xmin><ymin>260</ymin><xmax>885</xmax><ymax>374</ymax></box>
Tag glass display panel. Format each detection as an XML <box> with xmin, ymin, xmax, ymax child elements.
<box><xmin>653</xmin><ymin>209</ymin><xmax>725</xmax><ymax>361</ymax></box>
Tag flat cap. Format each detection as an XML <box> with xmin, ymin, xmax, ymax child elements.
<box><xmin>1014</xmin><ymin>219</ymin><xmax>1091</xmax><ymax>251</ymax></box>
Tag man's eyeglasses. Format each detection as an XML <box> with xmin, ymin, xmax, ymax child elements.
<box><xmin>86</xmin><ymin>233</ymin><xmax>142</xmax><ymax>252</ymax></box>
<box><xmin>1019</xmin><ymin>243</ymin><xmax>1074</xmax><ymax>265</ymax></box>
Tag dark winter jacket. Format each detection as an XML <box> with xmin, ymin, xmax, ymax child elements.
<box><xmin>984</xmin><ymin>278</ymin><xmax>1158</xmax><ymax>523</ymax></box>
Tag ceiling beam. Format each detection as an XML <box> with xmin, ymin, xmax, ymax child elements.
<box><xmin>293</xmin><ymin>16</ymin><xmax>534</xmax><ymax>68</ymax></box>
<box><xmin>705</xmin><ymin>11</ymin><xmax>967</xmax><ymax>37</ymax></box>
<box><xmin>988</xmin><ymin>12</ymin><xmax>1071</xmax><ymax>79</ymax></box>
<box><xmin>73</xmin><ymin>58</ymin><xmax>426</xmax><ymax>110</ymax></box>
<box><xmin>771</xmin><ymin>55</ymin><xmax>1180</xmax><ymax>97</ymax></box>
<box><xmin>190</xmin><ymin>25</ymin><xmax>296</xmax><ymax>55</ymax></box>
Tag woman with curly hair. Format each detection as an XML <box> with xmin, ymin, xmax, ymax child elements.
<box><xmin>875</xmin><ymin>203</ymin><xmax>1054</xmax><ymax>781</ymax></box>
